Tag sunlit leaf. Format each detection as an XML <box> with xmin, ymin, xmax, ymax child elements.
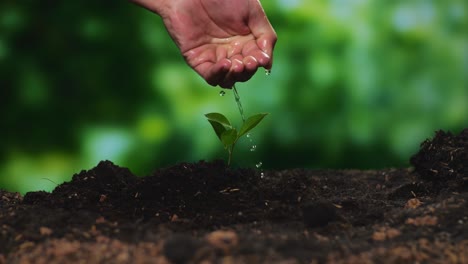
<box><xmin>238</xmin><ymin>113</ymin><xmax>268</xmax><ymax>138</ymax></box>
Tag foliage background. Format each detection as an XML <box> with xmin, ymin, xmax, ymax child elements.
<box><xmin>1</xmin><ymin>0</ymin><xmax>467</xmax><ymax>193</ymax></box>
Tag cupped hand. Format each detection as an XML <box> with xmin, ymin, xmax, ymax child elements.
<box><xmin>132</xmin><ymin>0</ymin><xmax>277</xmax><ymax>88</ymax></box>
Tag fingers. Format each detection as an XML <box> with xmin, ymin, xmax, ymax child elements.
<box><xmin>246</xmin><ymin>48</ymin><xmax>271</xmax><ymax>69</ymax></box>
<box><xmin>256</xmin><ymin>35</ymin><xmax>277</xmax><ymax>70</ymax></box>
<box><xmin>249</xmin><ymin>0</ymin><xmax>277</xmax><ymax>70</ymax></box>
<box><xmin>202</xmin><ymin>58</ymin><xmax>231</xmax><ymax>87</ymax></box>
<box><xmin>226</xmin><ymin>55</ymin><xmax>258</xmax><ymax>83</ymax></box>
<box><xmin>222</xmin><ymin>59</ymin><xmax>244</xmax><ymax>88</ymax></box>
<box><xmin>219</xmin><ymin>56</ymin><xmax>260</xmax><ymax>88</ymax></box>
<box><xmin>190</xmin><ymin>36</ymin><xmax>272</xmax><ymax>87</ymax></box>
<box><xmin>197</xmin><ymin>56</ymin><xmax>259</xmax><ymax>88</ymax></box>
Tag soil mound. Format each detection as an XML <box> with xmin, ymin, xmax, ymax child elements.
<box><xmin>21</xmin><ymin>160</ymin><xmax>309</xmax><ymax>226</ymax></box>
<box><xmin>411</xmin><ymin>129</ymin><xmax>468</xmax><ymax>189</ymax></box>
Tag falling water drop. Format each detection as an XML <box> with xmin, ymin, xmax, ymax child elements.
<box><xmin>260</xmin><ymin>172</ymin><xmax>265</xmax><ymax>178</ymax></box>
<box><xmin>219</xmin><ymin>90</ymin><xmax>226</xmax><ymax>96</ymax></box>
<box><xmin>246</xmin><ymin>133</ymin><xmax>253</xmax><ymax>143</ymax></box>
<box><xmin>256</xmin><ymin>162</ymin><xmax>263</xmax><ymax>168</ymax></box>
<box><xmin>265</xmin><ymin>69</ymin><xmax>271</xmax><ymax>76</ymax></box>
<box><xmin>250</xmin><ymin>145</ymin><xmax>257</xmax><ymax>152</ymax></box>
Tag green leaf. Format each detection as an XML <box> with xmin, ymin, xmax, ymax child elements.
<box><xmin>206</xmin><ymin>112</ymin><xmax>233</xmax><ymax>141</ymax></box>
<box><xmin>207</xmin><ymin>120</ymin><xmax>227</xmax><ymax>140</ymax></box>
<box><xmin>205</xmin><ymin>113</ymin><xmax>231</xmax><ymax>128</ymax></box>
<box><xmin>238</xmin><ymin>113</ymin><xmax>268</xmax><ymax>138</ymax></box>
<box><xmin>221</xmin><ymin>128</ymin><xmax>238</xmax><ymax>148</ymax></box>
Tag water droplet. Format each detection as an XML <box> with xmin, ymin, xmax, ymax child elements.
<box><xmin>256</xmin><ymin>162</ymin><xmax>263</xmax><ymax>168</ymax></box>
<box><xmin>219</xmin><ymin>90</ymin><xmax>226</xmax><ymax>96</ymax></box>
<box><xmin>250</xmin><ymin>145</ymin><xmax>257</xmax><ymax>152</ymax></box>
<box><xmin>232</xmin><ymin>85</ymin><xmax>246</xmax><ymax>122</ymax></box>
<box><xmin>246</xmin><ymin>133</ymin><xmax>250</xmax><ymax>138</ymax></box>
<box><xmin>260</xmin><ymin>172</ymin><xmax>265</xmax><ymax>178</ymax></box>
<box><xmin>265</xmin><ymin>69</ymin><xmax>271</xmax><ymax>76</ymax></box>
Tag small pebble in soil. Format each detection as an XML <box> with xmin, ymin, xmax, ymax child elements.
<box><xmin>302</xmin><ymin>201</ymin><xmax>338</xmax><ymax>228</ymax></box>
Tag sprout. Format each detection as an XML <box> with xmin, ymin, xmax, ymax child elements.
<box><xmin>205</xmin><ymin>112</ymin><xmax>268</xmax><ymax>166</ymax></box>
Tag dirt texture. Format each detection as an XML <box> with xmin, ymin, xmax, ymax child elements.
<box><xmin>1</xmin><ymin>129</ymin><xmax>467</xmax><ymax>263</ymax></box>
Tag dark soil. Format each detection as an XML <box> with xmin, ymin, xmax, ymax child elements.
<box><xmin>1</xmin><ymin>129</ymin><xmax>467</xmax><ymax>263</ymax></box>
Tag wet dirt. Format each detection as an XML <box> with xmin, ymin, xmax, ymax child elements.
<box><xmin>1</xmin><ymin>129</ymin><xmax>467</xmax><ymax>263</ymax></box>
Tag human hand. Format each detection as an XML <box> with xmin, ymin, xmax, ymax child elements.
<box><xmin>132</xmin><ymin>0</ymin><xmax>277</xmax><ymax>88</ymax></box>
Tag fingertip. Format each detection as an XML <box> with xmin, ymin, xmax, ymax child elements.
<box><xmin>230</xmin><ymin>59</ymin><xmax>245</xmax><ymax>73</ymax></box>
<box><xmin>258</xmin><ymin>34</ymin><xmax>277</xmax><ymax>69</ymax></box>
<box><xmin>243</xmin><ymin>56</ymin><xmax>258</xmax><ymax>71</ymax></box>
<box><xmin>250</xmin><ymin>51</ymin><xmax>271</xmax><ymax>69</ymax></box>
<box><xmin>217</xmin><ymin>58</ymin><xmax>232</xmax><ymax>72</ymax></box>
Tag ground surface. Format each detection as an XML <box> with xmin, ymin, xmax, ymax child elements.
<box><xmin>1</xmin><ymin>129</ymin><xmax>467</xmax><ymax>263</ymax></box>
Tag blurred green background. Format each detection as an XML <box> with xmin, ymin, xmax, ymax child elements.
<box><xmin>1</xmin><ymin>0</ymin><xmax>467</xmax><ymax>194</ymax></box>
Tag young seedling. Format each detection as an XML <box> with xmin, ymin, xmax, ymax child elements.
<box><xmin>205</xmin><ymin>112</ymin><xmax>268</xmax><ymax>166</ymax></box>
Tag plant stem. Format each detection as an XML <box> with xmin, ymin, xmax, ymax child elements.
<box><xmin>227</xmin><ymin>147</ymin><xmax>233</xmax><ymax>166</ymax></box>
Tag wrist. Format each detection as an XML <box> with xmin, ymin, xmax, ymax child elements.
<box><xmin>131</xmin><ymin>0</ymin><xmax>171</xmax><ymax>18</ymax></box>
